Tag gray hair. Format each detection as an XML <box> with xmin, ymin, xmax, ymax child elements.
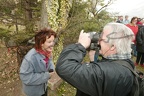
<box><xmin>103</xmin><ymin>23</ymin><xmax>134</xmax><ymax>54</ymax></box>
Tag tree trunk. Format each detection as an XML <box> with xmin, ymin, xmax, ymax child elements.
<box><xmin>39</xmin><ymin>0</ymin><xmax>49</xmax><ymax>30</ymax></box>
<box><xmin>24</xmin><ymin>0</ymin><xmax>34</xmax><ymax>33</ymax></box>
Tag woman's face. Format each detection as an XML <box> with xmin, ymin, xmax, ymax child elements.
<box><xmin>132</xmin><ymin>18</ymin><xmax>137</xmax><ymax>24</ymax></box>
<box><xmin>41</xmin><ymin>35</ymin><xmax>55</xmax><ymax>52</ymax></box>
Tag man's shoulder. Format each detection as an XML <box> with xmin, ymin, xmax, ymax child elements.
<box><xmin>97</xmin><ymin>59</ymin><xmax>133</xmax><ymax>70</ymax></box>
<box><xmin>139</xmin><ymin>25</ymin><xmax>144</xmax><ymax>30</ymax></box>
<box><xmin>96</xmin><ymin>60</ymin><xmax>120</xmax><ymax>70</ymax></box>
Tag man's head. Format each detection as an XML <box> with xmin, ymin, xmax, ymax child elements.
<box><xmin>125</xmin><ymin>15</ymin><xmax>129</xmax><ymax>20</ymax></box>
<box><xmin>99</xmin><ymin>23</ymin><xmax>134</xmax><ymax>57</ymax></box>
<box><xmin>119</xmin><ymin>16</ymin><xmax>123</xmax><ymax>21</ymax></box>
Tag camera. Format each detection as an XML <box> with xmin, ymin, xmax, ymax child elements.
<box><xmin>87</xmin><ymin>32</ymin><xmax>100</xmax><ymax>50</ymax></box>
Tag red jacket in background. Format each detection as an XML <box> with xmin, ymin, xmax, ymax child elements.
<box><xmin>126</xmin><ymin>24</ymin><xmax>138</xmax><ymax>44</ymax></box>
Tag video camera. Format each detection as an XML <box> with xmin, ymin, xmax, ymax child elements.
<box><xmin>88</xmin><ymin>32</ymin><xmax>100</xmax><ymax>50</ymax></box>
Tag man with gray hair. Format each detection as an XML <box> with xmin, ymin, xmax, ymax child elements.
<box><xmin>56</xmin><ymin>23</ymin><xmax>135</xmax><ymax>96</ymax></box>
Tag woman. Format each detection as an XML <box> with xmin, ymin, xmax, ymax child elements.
<box><xmin>20</xmin><ymin>28</ymin><xmax>57</xmax><ymax>96</ymax></box>
<box><xmin>126</xmin><ymin>17</ymin><xmax>138</xmax><ymax>57</ymax></box>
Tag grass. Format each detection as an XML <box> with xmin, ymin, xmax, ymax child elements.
<box><xmin>136</xmin><ymin>65</ymin><xmax>144</xmax><ymax>73</ymax></box>
<box><xmin>132</xmin><ymin>56</ymin><xmax>144</xmax><ymax>73</ymax></box>
<box><xmin>48</xmin><ymin>82</ymin><xmax>76</xmax><ymax>96</ymax></box>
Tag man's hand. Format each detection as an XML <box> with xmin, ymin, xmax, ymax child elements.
<box><xmin>78</xmin><ymin>30</ymin><xmax>91</xmax><ymax>49</ymax></box>
<box><xmin>88</xmin><ymin>50</ymin><xmax>96</xmax><ymax>61</ymax></box>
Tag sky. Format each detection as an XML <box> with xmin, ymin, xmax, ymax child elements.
<box><xmin>106</xmin><ymin>0</ymin><xmax>144</xmax><ymax>19</ymax></box>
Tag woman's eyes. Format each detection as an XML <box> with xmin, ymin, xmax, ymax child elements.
<box><xmin>47</xmin><ymin>41</ymin><xmax>54</xmax><ymax>43</ymax></box>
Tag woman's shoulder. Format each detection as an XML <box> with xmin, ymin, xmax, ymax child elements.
<box><xmin>27</xmin><ymin>48</ymin><xmax>36</xmax><ymax>55</ymax></box>
<box><xmin>25</xmin><ymin>48</ymin><xmax>39</xmax><ymax>58</ymax></box>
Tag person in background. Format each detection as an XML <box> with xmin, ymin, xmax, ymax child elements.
<box><xmin>116</xmin><ymin>15</ymin><xmax>123</xmax><ymax>23</ymax></box>
<box><xmin>126</xmin><ymin>17</ymin><xmax>138</xmax><ymax>57</ymax></box>
<box><xmin>141</xmin><ymin>18</ymin><xmax>144</xmax><ymax>25</ymax></box>
<box><xmin>123</xmin><ymin>15</ymin><xmax>130</xmax><ymax>24</ymax></box>
<box><xmin>137</xmin><ymin>18</ymin><xmax>143</xmax><ymax>25</ymax></box>
<box><xmin>135</xmin><ymin>25</ymin><xmax>144</xmax><ymax>67</ymax></box>
<box><xmin>56</xmin><ymin>23</ymin><xmax>135</xmax><ymax>96</ymax></box>
<box><xmin>19</xmin><ymin>28</ymin><xmax>56</xmax><ymax>96</ymax></box>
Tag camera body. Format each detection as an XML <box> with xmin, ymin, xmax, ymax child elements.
<box><xmin>88</xmin><ymin>32</ymin><xmax>100</xmax><ymax>50</ymax></box>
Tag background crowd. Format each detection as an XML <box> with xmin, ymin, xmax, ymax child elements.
<box><xmin>116</xmin><ymin>15</ymin><xmax>144</xmax><ymax>67</ymax></box>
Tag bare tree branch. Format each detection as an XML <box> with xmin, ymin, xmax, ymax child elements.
<box><xmin>95</xmin><ymin>0</ymin><xmax>113</xmax><ymax>16</ymax></box>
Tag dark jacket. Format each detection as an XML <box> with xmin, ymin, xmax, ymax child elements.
<box><xmin>56</xmin><ymin>44</ymin><xmax>134</xmax><ymax>96</ymax></box>
<box><xmin>136</xmin><ymin>26</ymin><xmax>144</xmax><ymax>53</ymax></box>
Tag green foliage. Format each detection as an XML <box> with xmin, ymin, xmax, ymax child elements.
<box><xmin>61</xmin><ymin>1</ymin><xmax>113</xmax><ymax>47</ymax></box>
<box><xmin>11</xmin><ymin>32</ymin><xmax>35</xmax><ymax>45</ymax></box>
<box><xmin>0</xmin><ymin>0</ymin><xmax>41</xmax><ymax>31</ymax></box>
<box><xmin>0</xmin><ymin>28</ymin><xmax>11</xmax><ymax>38</ymax></box>
<box><xmin>68</xmin><ymin>1</ymin><xmax>88</xmax><ymax>18</ymax></box>
<box><xmin>0</xmin><ymin>0</ymin><xmax>15</xmax><ymax>13</ymax></box>
<box><xmin>46</xmin><ymin>0</ymin><xmax>59</xmax><ymax>31</ymax></box>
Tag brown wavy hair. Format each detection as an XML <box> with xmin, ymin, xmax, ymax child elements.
<box><xmin>34</xmin><ymin>28</ymin><xmax>57</xmax><ymax>50</ymax></box>
<box><xmin>130</xmin><ymin>17</ymin><xmax>138</xmax><ymax>23</ymax></box>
